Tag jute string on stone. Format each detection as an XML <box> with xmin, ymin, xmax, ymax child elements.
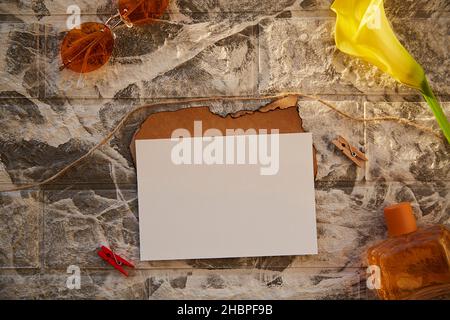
<box><xmin>1</xmin><ymin>92</ymin><xmax>443</xmax><ymax>193</ymax></box>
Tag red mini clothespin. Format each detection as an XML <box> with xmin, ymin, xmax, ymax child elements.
<box><xmin>332</xmin><ymin>135</ymin><xmax>368</xmax><ymax>168</ymax></box>
<box><xmin>97</xmin><ymin>246</ymin><xmax>135</xmax><ymax>277</ymax></box>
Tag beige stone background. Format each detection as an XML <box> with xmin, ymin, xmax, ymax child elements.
<box><xmin>0</xmin><ymin>0</ymin><xmax>449</xmax><ymax>299</ymax></box>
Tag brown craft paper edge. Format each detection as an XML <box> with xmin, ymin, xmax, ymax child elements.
<box><xmin>129</xmin><ymin>95</ymin><xmax>318</xmax><ymax>177</ymax></box>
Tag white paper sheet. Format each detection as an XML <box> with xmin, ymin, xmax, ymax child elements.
<box><xmin>136</xmin><ymin>132</ymin><xmax>317</xmax><ymax>261</ymax></box>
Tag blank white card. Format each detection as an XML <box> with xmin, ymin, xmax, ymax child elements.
<box><xmin>136</xmin><ymin>133</ymin><xmax>317</xmax><ymax>261</ymax></box>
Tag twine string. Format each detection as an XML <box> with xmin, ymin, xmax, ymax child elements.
<box><xmin>1</xmin><ymin>93</ymin><xmax>442</xmax><ymax>193</ymax></box>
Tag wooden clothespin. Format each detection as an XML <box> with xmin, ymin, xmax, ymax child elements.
<box><xmin>98</xmin><ymin>245</ymin><xmax>135</xmax><ymax>276</ymax></box>
<box><xmin>332</xmin><ymin>135</ymin><xmax>367</xmax><ymax>168</ymax></box>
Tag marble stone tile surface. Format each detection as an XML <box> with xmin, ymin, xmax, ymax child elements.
<box><xmin>365</xmin><ymin>102</ymin><xmax>450</xmax><ymax>182</ymax></box>
<box><xmin>37</xmin><ymin>14</ymin><xmax>261</xmax><ymax>100</ymax></box>
<box><xmin>0</xmin><ymin>191</ymin><xmax>42</xmax><ymax>268</ymax></box>
<box><xmin>1</xmin><ymin>1</ymin><xmax>448</xmax><ymax>17</ymax></box>
<box><xmin>258</xmin><ymin>16</ymin><xmax>449</xmax><ymax>95</ymax></box>
<box><xmin>0</xmin><ymin>0</ymin><xmax>449</xmax><ymax>299</ymax></box>
<box><xmin>0</xmin><ymin>268</ymin><xmax>372</xmax><ymax>299</ymax></box>
<box><xmin>298</xmin><ymin>100</ymin><xmax>365</xmax><ymax>182</ymax></box>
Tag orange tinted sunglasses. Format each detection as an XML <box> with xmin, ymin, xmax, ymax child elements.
<box><xmin>60</xmin><ymin>0</ymin><xmax>169</xmax><ymax>73</ymax></box>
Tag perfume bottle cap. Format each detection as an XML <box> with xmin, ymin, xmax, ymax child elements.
<box><xmin>384</xmin><ymin>202</ymin><xmax>417</xmax><ymax>237</ymax></box>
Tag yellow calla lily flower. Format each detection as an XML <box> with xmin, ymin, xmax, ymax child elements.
<box><xmin>331</xmin><ymin>0</ymin><xmax>450</xmax><ymax>143</ymax></box>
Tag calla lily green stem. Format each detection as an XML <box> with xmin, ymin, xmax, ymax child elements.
<box><xmin>421</xmin><ymin>79</ymin><xmax>450</xmax><ymax>143</ymax></box>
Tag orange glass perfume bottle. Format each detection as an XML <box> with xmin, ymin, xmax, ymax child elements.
<box><xmin>367</xmin><ymin>202</ymin><xmax>450</xmax><ymax>300</ymax></box>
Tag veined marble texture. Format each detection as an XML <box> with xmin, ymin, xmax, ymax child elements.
<box><xmin>0</xmin><ymin>0</ymin><xmax>449</xmax><ymax>299</ymax></box>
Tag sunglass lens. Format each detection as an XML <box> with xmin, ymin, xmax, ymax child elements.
<box><xmin>119</xmin><ymin>0</ymin><xmax>169</xmax><ymax>26</ymax></box>
<box><xmin>61</xmin><ymin>22</ymin><xmax>114</xmax><ymax>73</ymax></box>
